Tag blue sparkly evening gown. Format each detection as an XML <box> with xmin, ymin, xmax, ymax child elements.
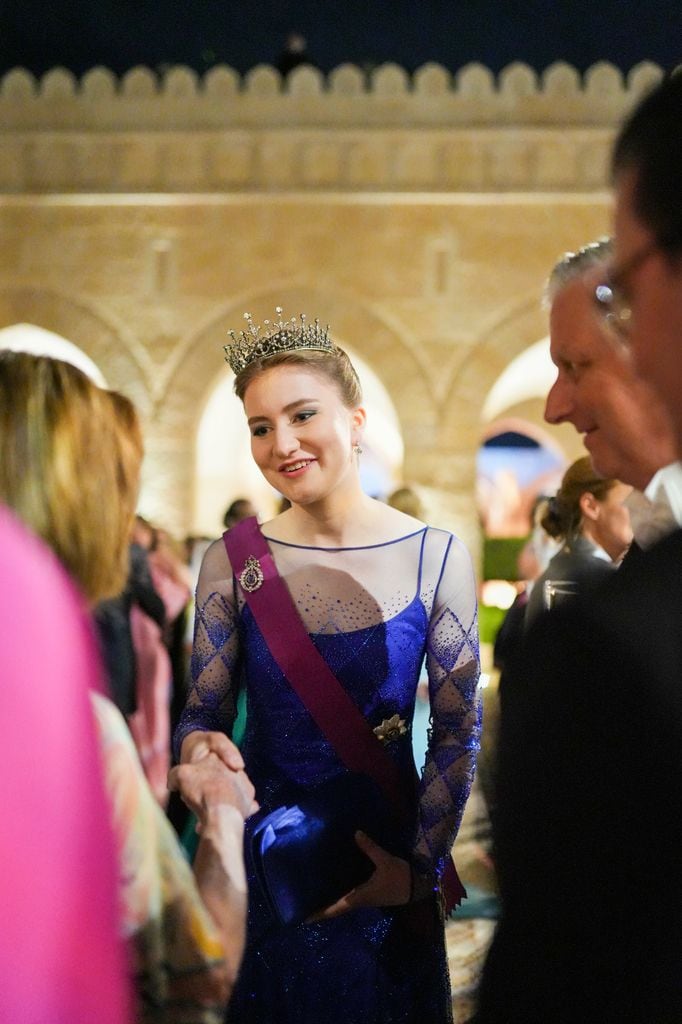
<box><xmin>176</xmin><ymin>526</ymin><xmax>481</xmax><ymax>1024</ymax></box>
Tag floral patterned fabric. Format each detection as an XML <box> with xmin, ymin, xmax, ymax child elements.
<box><xmin>93</xmin><ymin>693</ymin><xmax>229</xmax><ymax>1024</ymax></box>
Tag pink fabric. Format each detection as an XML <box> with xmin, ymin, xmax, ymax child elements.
<box><xmin>149</xmin><ymin>553</ymin><xmax>191</xmax><ymax>624</ymax></box>
<box><xmin>129</xmin><ymin>558</ymin><xmax>190</xmax><ymax>804</ymax></box>
<box><xmin>129</xmin><ymin>606</ymin><xmax>172</xmax><ymax>805</ymax></box>
<box><xmin>0</xmin><ymin>506</ymin><xmax>131</xmax><ymax>1024</ymax></box>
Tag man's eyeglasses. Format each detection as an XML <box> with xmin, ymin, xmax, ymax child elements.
<box><xmin>593</xmin><ymin>240</ymin><xmax>660</xmax><ymax>338</ymax></box>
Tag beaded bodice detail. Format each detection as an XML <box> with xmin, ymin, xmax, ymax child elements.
<box><xmin>176</xmin><ymin>526</ymin><xmax>481</xmax><ymax>878</ymax></box>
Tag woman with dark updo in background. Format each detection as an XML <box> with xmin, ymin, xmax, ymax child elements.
<box><xmin>525</xmin><ymin>456</ymin><xmax>633</xmax><ymax>630</ymax></box>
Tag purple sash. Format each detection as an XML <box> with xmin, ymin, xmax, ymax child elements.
<box><xmin>224</xmin><ymin>516</ymin><xmax>464</xmax><ymax>910</ymax></box>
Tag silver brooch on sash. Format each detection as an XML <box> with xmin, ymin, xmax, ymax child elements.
<box><xmin>239</xmin><ymin>555</ymin><xmax>264</xmax><ymax>592</ymax></box>
<box><xmin>373</xmin><ymin>714</ymin><xmax>407</xmax><ymax>745</ymax></box>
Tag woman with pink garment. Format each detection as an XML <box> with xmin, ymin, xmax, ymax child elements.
<box><xmin>0</xmin><ymin>505</ymin><xmax>131</xmax><ymax>1024</ymax></box>
<box><xmin>0</xmin><ymin>350</ymin><xmax>254</xmax><ymax>1022</ymax></box>
<box><xmin>129</xmin><ymin>517</ymin><xmax>192</xmax><ymax>804</ymax></box>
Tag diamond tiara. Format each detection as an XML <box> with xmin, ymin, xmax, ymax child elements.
<box><xmin>224</xmin><ymin>307</ymin><xmax>336</xmax><ymax>375</ymax></box>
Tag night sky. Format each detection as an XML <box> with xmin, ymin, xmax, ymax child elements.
<box><xmin>0</xmin><ymin>0</ymin><xmax>679</xmax><ymax>79</ymax></box>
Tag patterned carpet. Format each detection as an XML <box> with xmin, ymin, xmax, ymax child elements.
<box><xmin>447</xmin><ymin>666</ymin><xmax>501</xmax><ymax>1022</ymax></box>
<box><xmin>447</xmin><ymin>918</ymin><xmax>497</xmax><ymax>1023</ymax></box>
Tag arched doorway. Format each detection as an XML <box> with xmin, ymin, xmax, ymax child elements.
<box><xmin>476</xmin><ymin>335</ymin><xmax>577</xmax><ymax>636</ymax></box>
<box><xmin>477</xmin><ymin>421</ymin><xmax>566</xmax><ymax>542</ymax></box>
<box><xmin>153</xmin><ymin>285</ymin><xmax>429</xmax><ymax>537</ymax></box>
<box><xmin>0</xmin><ymin>323</ymin><xmax>107</xmax><ymax>385</ymax></box>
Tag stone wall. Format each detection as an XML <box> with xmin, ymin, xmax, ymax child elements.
<box><xmin>0</xmin><ymin>60</ymin><xmax>663</xmax><ymax>193</ymax></box>
<box><xmin>0</xmin><ymin>60</ymin><xmax>657</xmax><ymax>551</ymax></box>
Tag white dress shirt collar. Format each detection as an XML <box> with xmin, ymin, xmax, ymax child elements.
<box><xmin>625</xmin><ymin>461</ymin><xmax>682</xmax><ymax>550</ymax></box>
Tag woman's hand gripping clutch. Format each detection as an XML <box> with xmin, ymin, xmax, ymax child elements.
<box><xmin>308</xmin><ymin>831</ymin><xmax>411</xmax><ymax>920</ymax></box>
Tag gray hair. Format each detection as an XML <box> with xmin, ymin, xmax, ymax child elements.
<box><xmin>544</xmin><ymin>236</ymin><xmax>613</xmax><ymax>306</ymax></box>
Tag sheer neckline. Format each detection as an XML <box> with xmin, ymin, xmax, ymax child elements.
<box><xmin>261</xmin><ymin>526</ymin><xmax>427</xmax><ymax>552</ymax></box>
<box><xmin>241</xmin><ymin>591</ymin><xmax>428</xmax><ymax>637</ymax></box>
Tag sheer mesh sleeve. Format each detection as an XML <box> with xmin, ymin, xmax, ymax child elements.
<box><xmin>413</xmin><ymin>533</ymin><xmax>481</xmax><ymax>880</ymax></box>
<box><xmin>173</xmin><ymin>540</ymin><xmax>241</xmax><ymax>761</ymax></box>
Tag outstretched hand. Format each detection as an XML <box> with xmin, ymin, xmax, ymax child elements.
<box><xmin>309</xmin><ymin>831</ymin><xmax>411</xmax><ymax>921</ymax></box>
<box><xmin>168</xmin><ymin>752</ymin><xmax>259</xmax><ymax>824</ymax></box>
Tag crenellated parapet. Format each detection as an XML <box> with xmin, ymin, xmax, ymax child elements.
<box><xmin>0</xmin><ymin>60</ymin><xmax>666</xmax><ymax>112</ymax></box>
<box><xmin>0</xmin><ymin>59</ymin><xmax>668</xmax><ymax>192</ymax></box>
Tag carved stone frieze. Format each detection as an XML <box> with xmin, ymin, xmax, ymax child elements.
<box><xmin>0</xmin><ymin>59</ymin><xmax>628</xmax><ymax>542</ymax></box>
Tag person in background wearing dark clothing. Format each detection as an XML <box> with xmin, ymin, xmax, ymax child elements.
<box><xmin>475</xmin><ymin>75</ymin><xmax>682</xmax><ymax>1024</ymax></box>
<box><xmin>94</xmin><ymin>402</ymin><xmax>166</xmax><ymax>718</ymax></box>
<box><xmin>523</xmin><ymin>456</ymin><xmax>632</xmax><ymax>631</ymax></box>
<box><xmin>492</xmin><ymin>499</ymin><xmax>555</xmax><ymax>673</ymax></box>
<box><xmin>222</xmin><ymin>497</ymin><xmax>257</xmax><ymax>532</ymax></box>
<box><xmin>95</xmin><ymin>541</ymin><xmax>165</xmax><ymax>717</ymax></box>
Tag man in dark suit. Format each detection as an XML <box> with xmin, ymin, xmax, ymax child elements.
<box><xmin>476</xmin><ymin>75</ymin><xmax>682</xmax><ymax>1023</ymax></box>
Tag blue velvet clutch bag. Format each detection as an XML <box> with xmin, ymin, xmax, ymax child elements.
<box><xmin>250</xmin><ymin>772</ymin><xmax>399</xmax><ymax>926</ymax></box>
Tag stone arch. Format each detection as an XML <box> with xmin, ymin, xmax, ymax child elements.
<box><xmin>149</xmin><ymin>283</ymin><xmax>434</xmax><ymax>534</ymax></box>
<box><xmin>160</xmin><ymin>282</ymin><xmax>432</xmax><ymax>448</ymax></box>
<box><xmin>480</xmin><ymin>415</ymin><xmax>565</xmax><ymax>459</ymax></box>
<box><xmin>441</xmin><ymin>293</ymin><xmax>548</xmax><ymax>450</ymax></box>
<box><xmin>0</xmin><ymin>285</ymin><xmax>149</xmax><ymax>411</ymax></box>
<box><xmin>0</xmin><ymin>323</ymin><xmax>107</xmax><ymax>384</ymax></box>
<box><xmin>415</xmin><ymin>294</ymin><xmax>550</xmax><ymax>553</ymax></box>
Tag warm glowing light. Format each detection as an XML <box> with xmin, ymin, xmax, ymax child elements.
<box><xmin>0</xmin><ymin>323</ymin><xmax>107</xmax><ymax>386</ymax></box>
<box><xmin>482</xmin><ymin>336</ymin><xmax>555</xmax><ymax>422</ymax></box>
<box><xmin>481</xmin><ymin>579</ymin><xmax>518</xmax><ymax>609</ymax></box>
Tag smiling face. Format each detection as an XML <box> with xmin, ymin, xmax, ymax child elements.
<box><xmin>243</xmin><ymin>363</ymin><xmax>366</xmax><ymax>509</ymax></box>
<box><xmin>544</xmin><ymin>272</ymin><xmax>676</xmax><ymax>489</ymax></box>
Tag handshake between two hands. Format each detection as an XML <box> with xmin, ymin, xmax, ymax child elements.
<box><xmin>168</xmin><ymin>730</ymin><xmax>259</xmax><ymax>828</ymax></box>
<box><xmin>168</xmin><ymin>730</ymin><xmax>412</xmax><ymax>917</ymax></box>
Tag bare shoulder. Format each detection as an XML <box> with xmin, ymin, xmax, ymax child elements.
<box><xmin>256</xmin><ymin>501</ymin><xmax>426</xmax><ymax>547</ymax></box>
<box><xmin>373</xmin><ymin>500</ymin><xmax>426</xmax><ymax>540</ymax></box>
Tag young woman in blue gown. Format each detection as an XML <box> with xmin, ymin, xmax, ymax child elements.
<box><xmin>174</xmin><ymin>311</ymin><xmax>481</xmax><ymax>1023</ymax></box>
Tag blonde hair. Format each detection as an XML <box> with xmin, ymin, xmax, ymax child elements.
<box><xmin>0</xmin><ymin>351</ymin><xmax>142</xmax><ymax>604</ymax></box>
<box><xmin>234</xmin><ymin>348</ymin><xmax>362</xmax><ymax>407</ymax></box>
<box><xmin>107</xmin><ymin>389</ymin><xmax>143</xmax><ymax>517</ymax></box>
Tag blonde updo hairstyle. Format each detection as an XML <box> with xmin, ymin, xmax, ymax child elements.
<box><xmin>0</xmin><ymin>351</ymin><xmax>142</xmax><ymax>605</ymax></box>
<box><xmin>541</xmin><ymin>456</ymin><xmax>619</xmax><ymax>543</ymax></box>
<box><xmin>234</xmin><ymin>347</ymin><xmax>363</xmax><ymax>408</ymax></box>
